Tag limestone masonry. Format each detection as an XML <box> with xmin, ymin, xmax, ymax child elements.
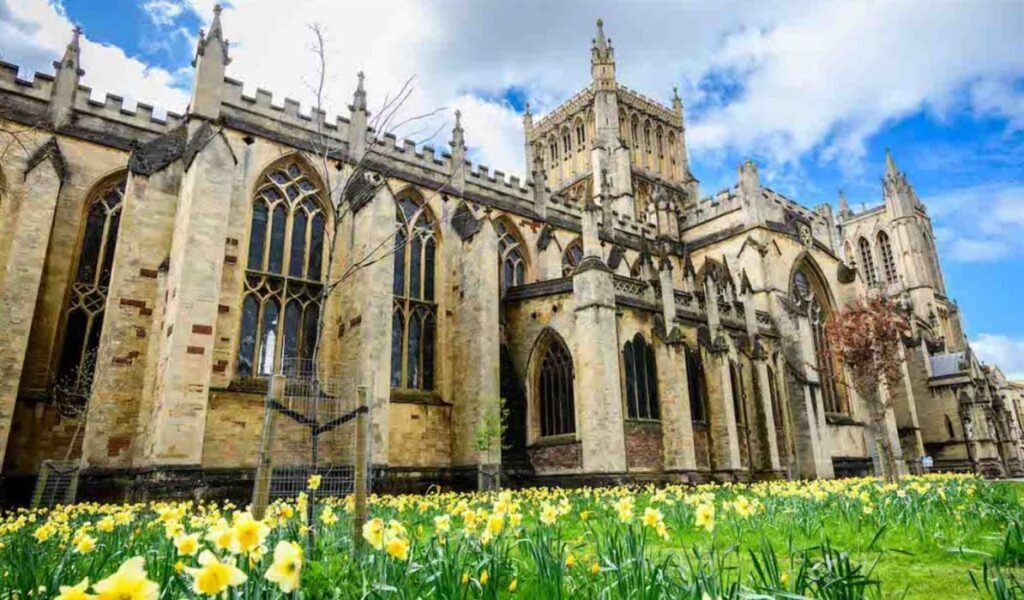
<box><xmin>0</xmin><ymin>12</ymin><xmax>1021</xmax><ymax>502</ymax></box>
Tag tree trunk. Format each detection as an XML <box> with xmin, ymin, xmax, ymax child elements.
<box><xmin>857</xmin><ymin>382</ymin><xmax>900</xmax><ymax>484</ymax></box>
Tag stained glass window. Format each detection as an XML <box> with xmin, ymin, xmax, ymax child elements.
<box><xmin>391</xmin><ymin>193</ymin><xmax>437</xmax><ymax>391</ymax></box>
<box><xmin>539</xmin><ymin>333</ymin><xmax>575</xmax><ymax>437</ymax></box>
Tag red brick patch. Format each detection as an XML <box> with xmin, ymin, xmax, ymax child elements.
<box><xmin>192</xmin><ymin>324</ymin><xmax>213</xmax><ymax>335</ymax></box>
<box><xmin>187</xmin><ymin>345</ymin><xmax>205</xmax><ymax>355</ymax></box>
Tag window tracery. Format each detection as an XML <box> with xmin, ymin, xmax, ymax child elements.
<box><xmin>57</xmin><ymin>177</ymin><xmax>125</xmax><ymax>387</ymax></box>
<box><xmin>238</xmin><ymin>161</ymin><xmax>326</xmax><ymax>378</ymax></box>
<box><xmin>623</xmin><ymin>333</ymin><xmax>659</xmax><ymax>420</ymax></box>
<box><xmin>685</xmin><ymin>345</ymin><xmax>708</xmax><ymax>423</ymax></box>
<box><xmin>561</xmin><ymin>239</ymin><xmax>583</xmax><ymax>276</ymax></box>
<box><xmin>538</xmin><ymin>333</ymin><xmax>575</xmax><ymax>437</ymax></box>
<box><xmin>391</xmin><ymin>194</ymin><xmax>437</xmax><ymax>391</ymax></box>
<box><xmin>791</xmin><ymin>265</ymin><xmax>844</xmax><ymax>414</ymax></box>
<box><xmin>496</xmin><ymin>220</ymin><xmax>526</xmax><ymax>290</ymax></box>
<box><xmin>858</xmin><ymin>237</ymin><xmax>878</xmax><ymax>286</ymax></box>
<box><xmin>878</xmin><ymin>231</ymin><xmax>897</xmax><ymax>284</ymax></box>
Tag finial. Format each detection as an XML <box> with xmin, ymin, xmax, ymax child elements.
<box><xmin>71</xmin><ymin>25</ymin><xmax>82</xmax><ymax>45</ymax></box>
<box><xmin>672</xmin><ymin>86</ymin><xmax>680</xmax><ymax>101</ymax></box>
<box><xmin>593</xmin><ymin>18</ymin><xmax>609</xmax><ymax>53</ymax></box>
<box><xmin>524</xmin><ymin>101</ymin><xmax>531</xmax><ymax>116</ymax></box>
<box><xmin>214</xmin><ymin>3</ymin><xmax>222</xmax><ymax>15</ymax></box>
<box><xmin>351</xmin><ymin>71</ymin><xmax>367</xmax><ymax>111</ymax></box>
<box><xmin>885</xmin><ymin>147</ymin><xmax>898</xmax><ymax>177</ymax></box>
<box><xmin>451</xmin><ymin>108</ymin><xmax>465</xmax><ymax>150</ymax></box>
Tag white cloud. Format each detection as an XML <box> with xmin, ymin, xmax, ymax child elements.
<box><xmin>971</xmin><ymin>333</ymin><xmax>1024</xmax><ymax>381</ymax></box>
<box><xmin>143</xmin><ymin>0</ymin><xmax>185</xmax><ymax>27</ymax></box>
<box><xmin>927</xmin><ymin>183</ymin><xmax>1024</xmax><ymax>263</ymax></box>
<box><xmin>2</xmin><ymin>0</ymin><xmax>189</xmax><ymax>114</ymax></box>
<box><xmin>1</xmin><ymin>0</ymin><xmax>1023</xmax><ymax>180</ymax></box>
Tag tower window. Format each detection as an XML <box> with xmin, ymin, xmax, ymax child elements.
<box><xmin>685</xmin><ymin>345</ymin><xmax>707</xmax><ymax>423</ymax></box>
<box><xmin>878</xmin><ymin>231</ymin><xmax>898</xmax><ymax>284</ymax></box>
<box><xmin>858</xmin><ymin>237</ymin><xmax>878</xmax><ymax>286</ymax></box>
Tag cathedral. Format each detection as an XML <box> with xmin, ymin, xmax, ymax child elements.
<box><xmin>0</xmin><ymin>11</ymin><xmax>1021</xmax><ymax>502</ymax></box>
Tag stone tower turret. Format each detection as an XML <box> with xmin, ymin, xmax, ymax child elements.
<box><xmin>348</xmin><ymin>71</ymin><xmax>369</xmax><ymax>160</ymax></box>
<box><xmin>50</xmin><ymin>26</ymin><xmax>84</xmax><ymax>128</ymax></box>
<box><xmin>450</xmin><ymin>109</ymin><xmax>467</xmax><ymax>193</ymax></box>
<box><xmin>190</xmin><ymin>4</ymin><xmax>230</xmax><ymax>121</ymax></box>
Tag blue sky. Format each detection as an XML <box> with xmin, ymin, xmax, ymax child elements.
<box><xmin>2</xmin><ymin>0</ymin><xmax>1023</xmax><ymax>375</ymax></box>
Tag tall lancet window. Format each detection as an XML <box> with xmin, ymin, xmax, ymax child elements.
<box><xmin>391</xmin><ymin>194</ymin><xmax>437</xmax><ymax>391</ymax></box>
<box><xmin>238</xmin><ymin>161</ymin><xmax>326</xmax><ymax>378</ymax></box>
<box><xmin>623</xmin><ymin>333</ymin><xmax>659</xmax><ymax>420</ymax></box>
<box><xmin>878</xmin><ymin>231</ymin><xmax>897</xmax><ymax>284</ymax></box>
<box><xmin>496</xmin><ymin>220</ymin><xmax>525</xmax><ymax>291</ymax></box>
<box><xmin>792</xmin><ymin>265</ymin><xmax>845</xmax><ymax>414</ymax></box>
<box><xmin>538</xmin><ymin>332</ymin><xmax>575</xmax><ymax>437</ymax></box>
<box><xmin>858</xmin><ymin>237</ymin><xmax>878</xmax><ymax>286</ymax></box>
<box><xmin>685</xmin><ymin>345</ymin><xmax>708</xmax><ymax>423</ymax></box>
<box><xmin>57</xmin><ymin>177</ymin><xmax>125</xmax><ymax>388</ymax></box>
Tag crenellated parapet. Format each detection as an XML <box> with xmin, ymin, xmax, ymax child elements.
<box><xmin>0</xmin><ymin>60</ymin><xmax>184</xmax><ymax>134</ymax></box>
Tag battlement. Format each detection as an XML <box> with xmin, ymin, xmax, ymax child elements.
<box><xmin>0</xmin><ymin>60</ymin><xmax>184</xmax><ymax>133</ymax></box>
<box><xmin>616</xmin><ymin>85</ymin><xmax>680</xmax><ymax>127</ymax></box>
<box><xmin>530</xmin><ymin>86</ymin><xmax>595</xmax><ymax>138</ymax></box>
<box><xmin>687</xmin><ymin>186</ymin><xmax>742</xmax><ymax>226</ymax></box>
<box><xmin>221</xmin><ymin>76</ymin><xmax>348</xmax><ymax>138</ymax></box>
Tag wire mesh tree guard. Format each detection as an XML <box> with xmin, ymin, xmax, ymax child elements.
<box><xmin>31</xmin><ymin>460</ymin><xmax>81</xmax><ymax>508</ymax></box>
<box><xmin>251</xmin><ymin>358</ymin><xmax>372</xmax><ymax>552</ymax></box>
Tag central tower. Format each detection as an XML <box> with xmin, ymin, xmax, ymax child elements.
<box><xmin>523</xmin><ymin>20</ymin><xmax>698</xmax><ymax>224</ymax></box>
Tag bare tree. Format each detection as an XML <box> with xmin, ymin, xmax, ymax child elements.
<box><xmin>301</xmin><ymin>23</ymin><xmax>460</xmax><ymax>370</ymax></box>
<box><xmin>49</xmin><ymin>349</ymin><xmax>97</xmax><ymax>462</ymax></box>
<box><xmin>824</xmin><ymin>294</ymin><xmax>910</xmax><ymax>483</ymax></box>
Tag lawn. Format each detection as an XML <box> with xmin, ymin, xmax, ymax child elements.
<box><xmin>0</xmin><ymin>473</ymin><xmax>1021</xmax><ymax>598</ymax></box>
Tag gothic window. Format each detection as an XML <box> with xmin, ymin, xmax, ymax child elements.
<box><xmin>668</xmin><ymin>132</ymin><xmax>677</xmax><ymax>168</ymax></box>
<box><xmin>685</xmin><ymin>345</ymin><xmax>707</xmax><ymax>423</ymax></box>
<box><xmin>656</xmin><ymin>127</ymin><xmax>664</xmax><ymax>157</ymax></box>
<box><xmin>496</xmin><ymin>220</ymin><xmax>526</xmax><ymax>291</ymax></box>
<box><xmin>945</xmin><ymin>415</ymin><xmax>955</xmax><ymax>439</ymax></box>
<box><xmin>549</xmin><ymin>136</ymin><xmax>559</xmax><ymax>163</ymax></box>
<box><xmin>561</xmin><ymin>239</ymin><xmax>583</xmax><ymax>276</ymax></box>
<box><xmin>644</xmin><ymin>122</ymin><xmax>652</xmax><ymax>152</ymax></box>
<box><xmin>623</xmin><ymin>333</ymin><xmax>659</xmax><ymax>420</ymax></box>
<box><xmin>57</xmin><ymin>177</ymin><xmax>125</xmax><ymax>388</ymax></box>
<box><xmin>391</xmin><ymin>194</ymin><xmax>437</xmax><ymax>390</ymax></box>
<box><xmin>767</xmin><ymin>365</ymin><xmax>783</xmax><ymax>427</ymax></box>
<box><xmin>858</xmin><ymin>237</ymin><xmax>878</xmax><ymax>286</ymax></box>
<box><xmin>575</xmin><ymin>119</ymin><xmax>586</xmax><ymax>147</ymax></box>
<box><xmin>791</xmin><ymin>264</ymin><xmax>844</xmax><ymax>414</ymax></box>
<box><xmin>729</xmin><ymin>361</ymin><xmax>746</xmax><ymax>427</ymax></box>
<box><xmin>561</xmin><ymin>128</ymin><xmax>571</xmax><ymax>158</ymax></box>
<box><xmin>238</xmin><ymin>161</ymin><xmax>326</xmax><ymax>378</ymax></box>
<box><xmin>878</xmin><ymin>231</ymin><xmax>897</xmax><ymax>283</ymax></box>
<box><xmin>538</xmin><ymin>333</ymin><xmax>575</xmax><ymax>437</ymax></box>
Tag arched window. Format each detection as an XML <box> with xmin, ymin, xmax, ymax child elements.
<box><xmin>792</xmin><ymin>264</ymin><xmax>844</xmax><ymax>414</ymax></box>
<box><xmin>538</xmin><ymin>333</ymin><xmax>575</xmax><ymax>437</ymax></box>
<box><xmin>548</xmin><ymin>136</ymin><xmax>559</xmax><ymax>163</ymax></box>
<box><xmin>630</xmin><ymin>115</ymin><xmax>640</xmax><ymax>146</ymax></box>
<box><xmin>858</xmin><ymin>237</ymin><xmax>878</xmax><ymax>286</ymax></box>
<box><xmin>391</xmin><ymin>193</ymin><xmax>437</xmax><ymax>390</ymax></box>
<box><xmin>496</xmin><ymin>220</ymin><xmax>526</xmax><ymax>290</ymax></box>
<box><xmin>945</xmin><ymin>414</ymin><xmax>955</xmax><ymax>439</ymax></box>
<box><xmin>644</xmin><ymin>122</ymin><xmax>652</xmax><ymax>152</ymax></box>
<box><xmin>685</xmin><ymin>345</ymin><xmax>707</xmax><ymax>423</ymax></box>
<box><xmin>561</xmin><ymin>239</ymin><xmax>583</xmax><ymax>276</ymax></box>
<box><xmin>656</xmin><ymin>127</ymin><xmax>664</xmax><ymax>157</ymax></box>
<box><xmin>767</xmin><ymin>365</ymin><xmax>783</xmax><ymax>427</ymax></box>
<box><xmin>561</xmin><ymin>128</ymin><xmax>571</xmax><ymax>157</ymax></box>
<box><xmin>238</xmin><ymin>161</ymin><xmax>326</xmax><ymax>378</ymax></box>
<box><xmin>57</xmin><ymin>177</ymin><xmax>125</xmax><ymax>387</ymax></box>
<box><xmin>729</xmin><ymin>361</ymin><xmax>746</xmax><ymax>427</ymax></box>
<box><xmin>878</xmin><ymin>231</ymin><xmax>897</xmax><ymax>284</ymax></box>
<box><xmin>623</xmin><ymin>333</ymin><xmax>659</xmax><ymax>420</ymax></box>
<box><xmin>575</xmin><ymin>119</ymin><xmax>586</xmax><ymax>147</ymax></box>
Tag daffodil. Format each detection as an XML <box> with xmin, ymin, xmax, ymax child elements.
<box><xmin>540</xmin><ymin>503</ymin><xmax>558</xmax><ymax>525</ymax></box>
<box><xmin>231</xmin><ymin>513</ymin><xmax>269</xmax><ymax>554</ymax></box>
<box><xmin>385</xmin><ymin>536</ymin><xmax>410</xmax><ymax>561</ymax></box>
<box><xmin>695</xmin><ymin>502</ymin><xmax>715</xmax><ymax>532</ymax></box>
<box><xmin>175</xmin><ymin>533</ymin><xmax>200</xmax><ymax>556</ymax></box>
<box><xmin>92</xmin><ymin>556</ymin><xmax>159</xmax><ymax>600</ymax></box>
<box><xmin>362</xmin><ymin>518</ymin><xmax>384</xmax><ymax>550</ymax></box>
<box><xmin>55</xmin><ymin>578</ymin><xmax>92</xmax><ymax>600</ymax></box>
<box><xmin>185</xmin><ymin>550</ymin><xmax>247</xmax><ymax>596</ymax></box>
<box><xmin>264</xmin><ymin>540</ymin><xmax>303</xmax><ymax>593</ymax></box>
<box><xmin>74</xmin><ymin>533</ymin><xmax>96</xmax><ymax>554</ymax></box>
<box><xmin>307</xmin><ymin>474</ymin><xmax>322</xmax><ymax>491</ymax></box>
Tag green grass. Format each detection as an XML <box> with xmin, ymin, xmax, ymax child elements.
<box><xmin>0</xmin><ymin>475</ymin><xmax>1022</xmax><ymax>598</ymax></box>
